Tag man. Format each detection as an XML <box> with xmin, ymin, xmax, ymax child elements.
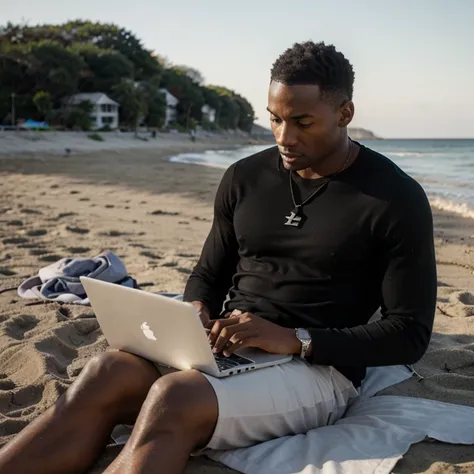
<box><xmin>0</xmin><ymin>41</ymin><xmax>437</xmax><ymax>474</ymax></box>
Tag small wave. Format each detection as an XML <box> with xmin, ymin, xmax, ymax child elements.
<box><xmin>169</xmin><ymin>154</ymin><xmax>228</xmax><ymax>169</ymax></box>
<box><xmin>429</xmin><ymin>197</ymin><xmax>474</xmax><ymax>220</ymax></box>
<box><xmin>388</xmin><ymin>152</ymin><xmax>426</xmax><ymax>157</ymax></box>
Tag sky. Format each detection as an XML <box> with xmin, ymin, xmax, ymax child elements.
<box><xmin>4</xmin><ymin>0</ymin><xmax>474</xmax><ymax>138</ymax></box>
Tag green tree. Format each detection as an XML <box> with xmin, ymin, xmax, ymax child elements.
<box><xmin>161</xmin><ymin>68</ymin><xmax>204</xmax><ymax>129</ymax></box>
<box><xmin>62</xmin><ymin>100</ymin><xmax>93</xmax><ymax>130</ymax></box>
<box><xmin>68</xmin><ymin>43</ymin><xmax>134</xmax><ymax>94</ymax></box>
<box><xmin>33</xmin><ymin>91</ymin><xmax>52</xmax><ymax>121</ymax></box>
<box><xmin>112</xmin><ymin>78</ymin><xmax>144</xmax><ymax>132</ymax></box>
<box><xmin>173</xmin><ymin>65</ymin><xmax>205</xmax><ymax>85</ymax></box>
<box><xmin>29</xmin><ymin>41</ymin><xmax>86</xmax><ymax>100</ymax></box>
<box><xmin>138</xmin><ymin>77</ymin><xmax>166</xmax><ymax>128</ymax></box>
<box><xmin>234</xmin><ymin>95</ymin><xmax>255</xmax><ymax>132</ymax></box>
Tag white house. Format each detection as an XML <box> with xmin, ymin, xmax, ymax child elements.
<box><xmin>159</xmin><ymin>88</ymin><xmax>179</xmax><ymax>127</ymax></box>
<box><xmin>67</xmin><ymin>93</ymin><xmax>119</xmax><ymax>130</ymax></box>
<box><xmin>201</xmin><ymin>104</ymin><xmax>216</xmax><ymax>123</ymax></box>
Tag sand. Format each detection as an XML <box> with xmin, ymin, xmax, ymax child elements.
<box><xmin>0</xmin><ymin>139</ymin><xmax>473</xmax><ymax>473</ymax></box>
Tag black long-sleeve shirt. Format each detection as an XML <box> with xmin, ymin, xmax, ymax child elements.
<box><xmin>184</xmin><ymin>144</ymin><xmax>437</xmax><ymax>386</ymax></box>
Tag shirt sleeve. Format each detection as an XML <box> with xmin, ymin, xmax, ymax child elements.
<box><xmin>183</xmin><ymin>163</ymin><xmax>240</xmax><ymax>318</ymax></box>
<box><xmin>307</xmin><ymin>181</ymin><xmax>437</xmax><ymax>367</ymax></box>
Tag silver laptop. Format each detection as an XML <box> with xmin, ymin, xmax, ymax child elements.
<box><xmin>80</xmin><ymin>277</ymin><xmax>292</xmax><ymax>378</ymax></box>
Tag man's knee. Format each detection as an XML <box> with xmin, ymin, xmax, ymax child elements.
<box><xmin>68</xmin><ymin>351</ymin><xmax>159</xmax><ymax>409</ymax></box>
<box><xmin>145</xmin><ymin>370</ymin><xmax>218</xmax><ymax>445</ymax></box>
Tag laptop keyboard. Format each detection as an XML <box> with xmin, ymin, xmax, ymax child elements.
<box><xmin>214</xmin><ymin>353</ymin><xmax>254</xmax><ymax>371</ymax></box>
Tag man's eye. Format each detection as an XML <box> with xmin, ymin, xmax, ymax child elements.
<box><xmin>298</xmin><ymin>122</ymin><xmax>312</xmax><ymax>129</ymax></box>
<box><xmin>270</xmin><ymin>117</ymin><xmax>281</xmax><ymax>124</ymax></box>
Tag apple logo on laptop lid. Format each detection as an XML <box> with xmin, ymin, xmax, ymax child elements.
<box><xmin>140</xmin><ymin>322</ymin><xmax>157</xmax><ymax>341</ymax></box>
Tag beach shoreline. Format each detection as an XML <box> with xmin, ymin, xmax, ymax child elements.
<box><xmin>1</xmin><ymin>140</ymin><xmax>474</xmax><ymax>473</ymax></box>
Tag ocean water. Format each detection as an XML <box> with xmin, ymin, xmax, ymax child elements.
<box><xmin>170</xmin><ymin>139</ymin><xmax>474</xmax><ymax>219</ymax></box>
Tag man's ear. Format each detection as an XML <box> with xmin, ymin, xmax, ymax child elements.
<box><xmin>339</xmin><ymin>101</ymin><xmax>355</xmax><ymax>127</ymax></box>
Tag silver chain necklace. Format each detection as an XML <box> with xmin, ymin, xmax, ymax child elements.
<box><xmin>284</xmin><ymin>140</ymin><xmax>354</xmax><ymax>228</ymax></box>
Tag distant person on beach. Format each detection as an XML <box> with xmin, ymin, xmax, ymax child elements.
<box><xmin>0</xmin><ymin>41</ymin><xmax>437</xmax><ymax>474</ymax></box>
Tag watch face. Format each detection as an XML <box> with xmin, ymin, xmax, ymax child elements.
<box><xmin>297</xmin><ymin>328</ymin><xmax>311</xmax><ymax>342</ymax></box>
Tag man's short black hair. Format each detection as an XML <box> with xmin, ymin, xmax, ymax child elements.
<box><xmin>270</xmin><ymin>41</ymin><xmax>355</xmax><ymax>105</ymax></box>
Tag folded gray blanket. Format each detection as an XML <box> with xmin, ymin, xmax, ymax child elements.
<box><xmin>18</xmin><ymin>251</ymin><xmax>137</xmax><ymax>305</ymax></box>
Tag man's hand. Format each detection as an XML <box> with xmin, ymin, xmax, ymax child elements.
<box><xmin>191</xmin><ymin>301</ymin><xmax>211</xmax><ymax>326</ymax></box>
<box><xmin>205</xmin><ymin>311</ymin><xmax>301</xmax><ymax>356</ymax></box>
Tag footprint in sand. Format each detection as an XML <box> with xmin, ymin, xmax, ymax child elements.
<box><xmin>140</xmin><ymin>251</ymin><xmax>162</xmax><ymax>260</ymax></box>
<box><xmin>0</xmin><ymin>267</ymin><xmax>16</xmax><ymax>276</ymax></box>
<box><xmin>27</xmin><ymin>229</ymin><xmax>47</xmax><ymax>237</ymax></box>
<box><xmin>98</xmin><ymin>230</ymin><xmax>128</xmax><ymax>237</ymax></box>
<box><xmin>57</xmin><ymin>212</ymin><xmax>78</xmax><ymax>219</ymax></box>
<box><xmin>20</xmin><ymin>209</ymin><xmax>42</xmax><ymax>215</ymax></box>
<box><xmin>66</xmin><ymin>247</ymin><xmax>91</xmax><ymax>254</ymax></box>
<box><xmin>50</xmin><ymin>184</ymin><xmax>59</xmax><ymax>189</ymax></box>
<box><xmin>6</xmin><ymin>381</ymin><xmax>46</xmax><ymax>411</ymax></box>
<box><xmin>438</xmin><ymin>290</ymin><xmax>474</xmax><ymax>318</ymax></box>
<box><xmin>177</xmin><ymin>253</ymin><xmax>198</xmax><ymax>258</ymax></box>
<box><xmin>29</xmin><ymin>249</ymin><xmax>49</xmax><ymax>256</ymax></box>
<box><xmin>39</xmin><ymin>254</ymin><xmax>62</xmax><ymax>263</ymax></box>
<box><xmin>66</xmin><ymin>225</ymin><xmax>90</xmax><ymax>235</ymax></box>
<box><xmin>176</xmin><ymin>267</ymin><xmax>192</xmax><ymax>275</ymax></box>
<box><xmin>79</xmin><ymin>198</ymin><xmax>90</xmax><ymax>202</ymax></box>
<box><xmin>140</xmin><ymin>201</ymin><xmax>148</xmax><ymax>204</ymax></box>
<box><xmin>161</xmin><ymin>260</ymin><xmax>178</xmax><ymax>268</ymax></box>
<box><xmin>125</xmin><ymin>206</ymin><xmax>130</xmax><ymax>210</ymax></box>
<box><xmin>178</xmin><ymin>221</ymin><xmax>190</xmax><ymax>225</ymax></box>
<box><xmin>3</xmin><ymin>237</ymin><xmax>29</xmax><ymax>245</ymax></box>
<box><xmin>18</xmin><ymin>242</ymin><xmax>40</xmax><ymax>249</ymax></box>
<box><xmin>35</xmin><ymin>338</ymin><xmax>78</xmax><ymax>378</ymax></box>
<box><xmin>69</xmin><ymin>190</ymin><xmax>80</xmax><ymax>195</ymax></box>
<box><xmin>6</xmin><ymin>220</ymin><xmax>24</xmax><ymax>227</ymax></box>
<box><xmin>4</xmin><ymin>314</ymin><xmax>39</xmax><ymax>340</ymax></box>
<box><xmin>149</xmin><ymin>210</ymin><xmax>180</xmax><ymax>216</ymax></box>
<box><xmin>129</xmin><ymin>243</ymin><xmax>148</xmax><ymax>249</ymax></box>
<box><xmin>53</xmin><ymin>320</ymin><xmax>101</xmax><ymax>349</ymax></box>
<box><xmin>90</xmin><ymin>204</ymin><xmax>97</xmax><ymax>207</ymax></box>
<box><xmin>105</xmin><ymin>204</ymin><xmax>115</xmax><ymax>209</ymax></box>
<box><xmin>139</xmin><ymin>282</ymin><xmax>155</xmax><ymax>287</ymax></box>
<box><xmin>192</xmin><ymin>216</ymin><xmax>210</xmax><ymax>222</ymax></box>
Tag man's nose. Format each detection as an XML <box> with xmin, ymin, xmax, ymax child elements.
<box><xmin>275</xmin><ymin>122</ymin><xmax>298</xmax><ymax>148</ymax></box>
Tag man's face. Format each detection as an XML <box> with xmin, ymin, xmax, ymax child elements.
<box><xmin>267</xmin><ymin>81</ymin><xmax>348</xmax><ymax>171</ymax></box>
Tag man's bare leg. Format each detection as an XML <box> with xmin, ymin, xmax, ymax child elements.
<box><xmin>0</xmin><ymin>351</ymin><xmax>159</xmax><ymax>474</ymax></box>
<box><xmin>104</xmin><ymin>370</ymin><xmax>218</xmax><ymax>474</ymax></box>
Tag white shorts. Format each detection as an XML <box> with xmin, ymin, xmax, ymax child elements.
<box><xmin>200</xmin><ymin>359</ymin><xmax>359</xmax><ymax>451</ymax></box>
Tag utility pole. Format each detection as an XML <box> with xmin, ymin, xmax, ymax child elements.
<box><xmin>11</xmin><ymin>92</ymin><xmax>16</xmax><ymax>128</ymax></box>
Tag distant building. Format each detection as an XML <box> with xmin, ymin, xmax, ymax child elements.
<box><xmin>159</xmin><ymin>89</ymin><xmax>179</xmax><ymax>127</ymax></box>
<box><xmin>201</xmin><ymin>104</ymin><xmax>216</xmax><ymax>123</ymax></box>
<box><xmin>67</xmin><ymin>93</ymin><xmax>119</xmax><ymax>129</ymax></box>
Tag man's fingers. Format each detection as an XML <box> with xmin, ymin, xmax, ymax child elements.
<box><xmin>206</xmin><ymin>318</ymin><xmax>240</xmax><ymax>346</ymax></box>
<box><xmin>213</xmin><ymin>322</ymin><xmax>252</xmax><ymax>354</ymax></box>
<box><xmin>223</xmin><ymin>333</ymin><xmax>259</xmax><ymax>356</ymax></box>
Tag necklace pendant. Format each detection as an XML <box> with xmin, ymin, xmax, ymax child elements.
<box><xmin>284</xmin><ymin>207</ymin><xmax>303</xmax><ymax>228</ymax></box>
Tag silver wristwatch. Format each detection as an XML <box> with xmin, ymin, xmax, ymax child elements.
<box><xmin>295</xmin><ymin>328</ymin><xmax>312</xmax><ymax>359</ymax></box>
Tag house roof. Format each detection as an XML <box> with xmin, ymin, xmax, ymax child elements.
<box><xmin>68</xmin><ymin>93</ymin><xmax>119</xmax><ymax>106</ymax></box>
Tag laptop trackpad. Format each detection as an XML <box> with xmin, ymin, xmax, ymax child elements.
<box><xmin>236</xmin><ymin>348</ymin><xmax>290</xmax><ymax>364</ymax></box>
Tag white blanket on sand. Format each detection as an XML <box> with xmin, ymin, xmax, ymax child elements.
<box><xmin>205</xmin><ymin>365</ymin><xmax>474</xmax><ymax>474</ymax></box>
